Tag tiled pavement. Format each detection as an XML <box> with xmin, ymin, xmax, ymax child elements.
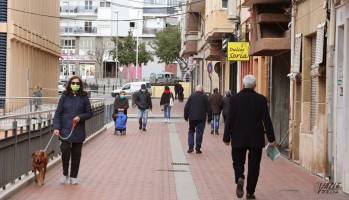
<box><xmin>2</xmin><ymin>99</ymin><xmax>349</xmax><ymax>200</ymax></box>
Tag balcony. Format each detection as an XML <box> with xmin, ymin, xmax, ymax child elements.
<box><xmin>248</xmin><ymin>3</ymin><xmax>291</xmax><ymax>56</ymax></box>
<box><xmin>188</xmin><ymin>0</ymin><xmax>205</xmax><ymax>12</ymax></box>
<box><xmin>181</xmin><ymin>31</ymin><xmax>199</xmax><ymax>57</ymax></box>
<box><xmin>142</xmin><ymin>27</ymin><xmax>163</xmax><ymax>35</ymax></box>
<box><xmin>60</xmin><ymin>26</ymin><xmax>97</xmax><ymax>35</ymax></box>
<box><xmin>242</xmin><ymin>0</ymin><xmax>289</xmax><ymax>7</ymax></box>
<box><xmin>60</xmin><ymin>6</ymin><xmax>98</xmax><ymax>15</ymax></box>
<box><xmin>143</xmin><ymin>7</ymin><xmax>175</xmax><ymax>15</ymax></box>
<box><xmin>205</xmin><ymin>10</ymin><xmax>234</xmax><ymax>42</ymax></box>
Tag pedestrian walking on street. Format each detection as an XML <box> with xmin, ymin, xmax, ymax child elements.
<box><xmin>160</xmin><ymin>86</ymin><xmax>174</xmax><ymax>123</ymax></box>
<box><xmin>113</xmin><ymin>90</ymin><xmax>129</xmax><ymax>135</ymax></box>
<box><xmin>209</xmin><ymin>87</ymin><xmax>223</xmax><ymax>135</ymax></box>
<box><xmin>135</xmin><ymin>84</ymin><xmax>152</xmax><ymax>131</ymax></box>
<box><xmin>174</xmin><ymin>82</ymin><xmax>180</xmax><ymax>100</ymax></box>
<box><xmin>53</xmin><ymin>75</ymin><xmax>93</xmax><ymax>185</ymax></box>
<box><xmin>33</xmin><ymin>84</ymin><xmax>43</xmax><ymax>112</ymax></box>
<box><xmin>184</xmin><ymin>85</ymin><xmax>212</xmax><ymax>154</ymax></box>
<box><xmin>223</xmin><ymin>75</ymin><xmax>276</xmax><ymax>199</ymax></box>
<box><xmin>178</xmin><ymin>84</ymin><xmax>184</xmax><ymax>102</ymax></box>
<box><xmin>219</xmin><ymin>89</ymin><xmax>231</xmax><ymax>123</ymax></box>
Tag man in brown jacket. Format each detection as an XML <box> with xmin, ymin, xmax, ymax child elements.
<box><xmin>208</xmin><ymin>88</ymin><xmax>223</xmax><ymax>134</ymax></box>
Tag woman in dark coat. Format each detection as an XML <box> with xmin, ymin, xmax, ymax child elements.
<box><xmin>160</xmin><ymin>86</ymin><xmax>174</xmax><ymax>123</ymax></box>
<box><xmin>113</xmin><ymin>90</ymin><xmax>129</xmax><ymax>134</ymax></box>
<box><xmin>53</xmin><ymin>75</ymin><xmax>93</xmax><ymax>185</ymax></box>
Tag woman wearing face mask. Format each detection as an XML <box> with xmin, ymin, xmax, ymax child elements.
<box><xmin>53</xmin><ymin>76</ymin><xmax>93</xmax><ymax>185</ymax></box>
<box><xmin>113</xmin><ymin>90</ymin><xmax>129</xmax><ymax>134</ymax></box>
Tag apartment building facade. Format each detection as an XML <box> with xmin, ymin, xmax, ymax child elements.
<box><xmin>0</xmin><ymin>0</ymin><xmax>61</xmax><ymax>99</ymax></box>
<box><xmin>59</xmin><ymin>0</ymin><xmax>179</xmax><ymax>81</ymax></box>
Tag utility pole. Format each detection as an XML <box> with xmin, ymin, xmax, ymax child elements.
<box><xmin>136</xmin><ymin>10</ymin><xmax>140</xmax><ymax>81</ymax></box>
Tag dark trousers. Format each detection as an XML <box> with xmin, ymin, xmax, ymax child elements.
<box><xmin>232</xmin><ymin>147</ymin><xmax>262</xmax><ymax>194</ymax></box>
<box><xmin>188</xmin><ymin>120</ymin><xmax>205</xmax><ymax>150</ymax></box>
<box><xmin>175</xmin><ymin>91</ymin><xmax>178</xmax><ymax>99</ymax></box>
<box><xmin>60</xmin><ymin>141</ymin><xmax>83</xmax><ymax>178</ymax></box>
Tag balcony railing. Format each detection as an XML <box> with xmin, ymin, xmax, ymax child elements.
<box><xmin>60</xmin><ymin>6</ymin><xmax>98</xmax><ymax>14</ymax></box>
<box><xmin>60</xmin><ymin>26</ymin><xmax>97</xmax><ymax>34</ymax></box>
<box><xmin>142</xmin><ymin>27</ymin><xmax>163</xmax><ymax>35</ymax></box>
<box><xmin>143</xmin><ymin>7</ymin><xmax>175</xmax><ymax>15</ymax></box>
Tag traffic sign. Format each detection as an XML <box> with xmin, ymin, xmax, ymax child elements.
<box><xmin>207</xmin><ymin>62</ymin><xmax>212</xmax><ymax>74</ymax></box>
<box><xmin>118</xmin><ymin>67</ymin><xmax>124</xmax><ymax>72</ymax></box>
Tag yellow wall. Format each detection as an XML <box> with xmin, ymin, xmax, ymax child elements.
<box><xmin>151</xmin><ymin>82</ymin><xmax>192</xmax><ymax>98</ymax></box>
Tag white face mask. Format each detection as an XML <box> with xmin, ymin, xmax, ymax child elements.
<box><xmin>141</xmin><ymin>89</ymin><xmax>146</xmax><ymax>92</ymax></box>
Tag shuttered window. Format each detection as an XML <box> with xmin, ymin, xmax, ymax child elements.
<box><xmin>0</xmin><ymin>0</ymin><xmax>6</xmax><ymax>22</ymax></box>
<box><xmin>293</xmin><ymin>33</ymin><xmax>302</xmax><ymax>72</ymax></box>
<box><xmin>310</xmin><ymin>36</ymin><xmax>317</xmax><ymax>130</ymax></box>
<box><xmin>0</xmin><ymin>33</ymin><xmax>6</xmax><ymax>103</ymax></box>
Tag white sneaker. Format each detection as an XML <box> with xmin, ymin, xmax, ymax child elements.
<box><xmin>70</xmin><ymin>177</ymin><xmax>78</xmax><ymax>185</ymax></box>
<box><xmin>164</xmin><ymin>119</ymin><xmax>167</xmax><ymax>123</ymax></box>
<box><xmin>167</xmin><ymin>119</ymin><xmax>170</xmax><ymax>123</ymax></box>
<box><xmin>59</xmin><ymin>175</ymin><xmax>68</xmax><ymax>184</ymax></box>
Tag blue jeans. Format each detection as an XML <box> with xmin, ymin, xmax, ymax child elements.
<box><xmin>163</xmin><ymin>103</ymin><xmax>171</xmax><ymax>119</ymax></box>
<box><xmin>138</xmin><ymin>109</ymin><xmax>149</xmax><ymax>128</ymax></box>
<box><xmin>211</xmin><ymin>115</ymin><xmax>220</xmax><ymax>131</ymax></box>
<box><xmin>188</xmin><ymin>120</ymin><xmax>206</xmax><ymax>151</ymax></box>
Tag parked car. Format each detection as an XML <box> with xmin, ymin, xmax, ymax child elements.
<box><xmin>58</xmin><ymin>79</ymin><xmax>67</xmax><ymax>94</ymax></box>
<box><xmin>111</xmin><ymin>82</ymin><xmax>152</xmax><ymax>97</ymax></box>
<box><xmin>149</xmin><ymin>72</ymin><xmax>177</xmax><ymax>84</ymax></box>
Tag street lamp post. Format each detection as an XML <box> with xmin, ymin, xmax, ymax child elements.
<box><xmin>114</xmin><ymin>11</ymin><xmax>118</xmax><ymax>79</ymax></box>
<box><xmin>63</xmin><ymin>1</ymin><xmax>70</xmax><ymax>80</ymax></box>
<box><xmin>135</xmin><ymin>10</ymin><xmax>140</xmax><ymax>81</ymax></box>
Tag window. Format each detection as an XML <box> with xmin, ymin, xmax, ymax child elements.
<box><xmin>85</xmin><ymin>1</ymin><xmax>92</xmax><ymax>10</ymax></box>
<box><xmin>123</xmin><ymin>84</ymin><xmax>130</xmax><ymax>90</ymax></box>
<box><xmin>100</xmin><ymin>2</ymin><xmax>111</xmax><ymax>7</ymax></box>
<box><xmin>130</xmin><ymin>22</ymin><xmax>135</xmax><ymax>28</ymax></box>
<box><xmin>222</xmin><ymin>0</ymin><xmax>228</xmax><ymax>8</ymax></box>
<box><xmin>85</xmin><ymin>21</ymin><xmax>92</xmax><ymax>33</ymax></box>
<box><xmin>61</xmin><ymin>39</ymin><xmax>76</xmax><ymax>49</ymax></box>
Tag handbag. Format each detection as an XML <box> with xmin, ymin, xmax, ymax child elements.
<box><xmin>169</xmin><ymin>95</ymin><xmax>174</xmax><ymax>107</ymax></box>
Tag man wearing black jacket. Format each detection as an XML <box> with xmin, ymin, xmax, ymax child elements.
<box><xmin>223</xmin><ymin>75</ymin><xmax>276</xmax><ymax>199</ymax></box>
<box><xmin>135</xmin><ymin>84</ymin><xmax>152</xmax><ymax>131</ymax></box>
<box><xmin>184</xmin><ymin>85</ymin><xmax>212</xmax><ymax>154</ymax></box>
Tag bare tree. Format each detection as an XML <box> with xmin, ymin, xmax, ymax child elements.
<box><xmin>92</xmin><ymin>36</ymin><xmax>108</xmax><ymax>78</ymax></box>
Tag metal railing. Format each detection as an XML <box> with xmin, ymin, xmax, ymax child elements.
<box><xmin>60</xmin><ymin>6</ymin><xmax>98</xmax><ymax>14</ymax></box>
<box><xmin>60</xmin><ymin>26</ymin><xmax>97</xmax><ymax>34</ymax></box>
<box><xmin>0</xmin><ymin>98</ymin><xmax>112</xmax><ymax>190</ymax></box>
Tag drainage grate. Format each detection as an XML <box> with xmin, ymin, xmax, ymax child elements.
<box><xmin>172</xmin><ymin>162</ymin><xmax>189</xmax><ymax>165</ymax></box>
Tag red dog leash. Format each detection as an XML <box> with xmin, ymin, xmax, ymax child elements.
<box><xmin>59</xmin><ymin>120</ymin><xmax>78</xmax><ymax>140</ymax></box>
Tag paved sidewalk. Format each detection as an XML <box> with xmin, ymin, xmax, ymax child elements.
<box><xmin>2</xmin><ymin>99</ymin><xmax>349</xmax><ymax>200</ymax></box>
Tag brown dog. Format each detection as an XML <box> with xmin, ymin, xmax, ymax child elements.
<box><xmin>31</xmin><ymin>150</ymin><xmax>53</xmax><ymax>186</ymax></box>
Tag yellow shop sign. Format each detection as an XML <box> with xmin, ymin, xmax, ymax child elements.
<box><xmin>227</xmin><ymin>42</ymin><xmax>250</xmax><ymax>61</ymax></box>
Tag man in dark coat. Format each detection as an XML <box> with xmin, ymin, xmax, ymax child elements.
<box><xmin>208</xmin><ymin>88</ymin><xmax>223</xmax><ymax>134</ymax></box>
<box><xmin>223</xmin><ymin>75</ymin><xmax>276</xmax><ymax>199</ymax></box>
<box><xmin>135</xmin><ymin>84</ymin><xmax>152</xmax><ymax>131</ymax></box>
<box><xmin>184</xmin><ymin>85</ymin><xmax>212</xmax><ymax>154</ymax></box>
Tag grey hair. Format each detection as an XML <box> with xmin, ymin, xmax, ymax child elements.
<box><xmin>243</xmin><ymin>75</ymin><xmax>256</xmax><ymax>88</ymax></box>
<box><xmin>196</xmin><ymin>85</ymin><xmax>203</xmax><ymax>92</ymax></box>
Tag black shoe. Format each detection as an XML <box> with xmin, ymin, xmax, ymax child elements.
<box><xmin>142</xmin><ymin>128</ymin><xmax>146</xmax><ymax>131</ymax></box>
<box><xmin>196</xmin><ymin>150</ymin><xmax>202</xmax><ymax>154</ymax></box>
<box><xmin>236</xmin><ymin>178</ymin><xmax>244</xmax><ymax>198</ymax></box>
<box><xmin>215</xmin><ymin>130</ymin><xmax>219</xmax><ymax>135</ymax></box>
<box><xmin>139</xmin><ymin>125</ymin><xmax>142</xmax><ymax>130</ymax></box>
<box><xmin>246</xmin><ymin>193</ymin><xmax>256</xmax><ymax>199</ymax></box>
<box><xmin>211</xmin><ymin>130</ymin><xmax>214</xmax><ymax>134</ymax></box>
<box><xmin>187</xmin><ymin>149</ymin><xmax>194</xmax><ymax>153</ymax></box>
